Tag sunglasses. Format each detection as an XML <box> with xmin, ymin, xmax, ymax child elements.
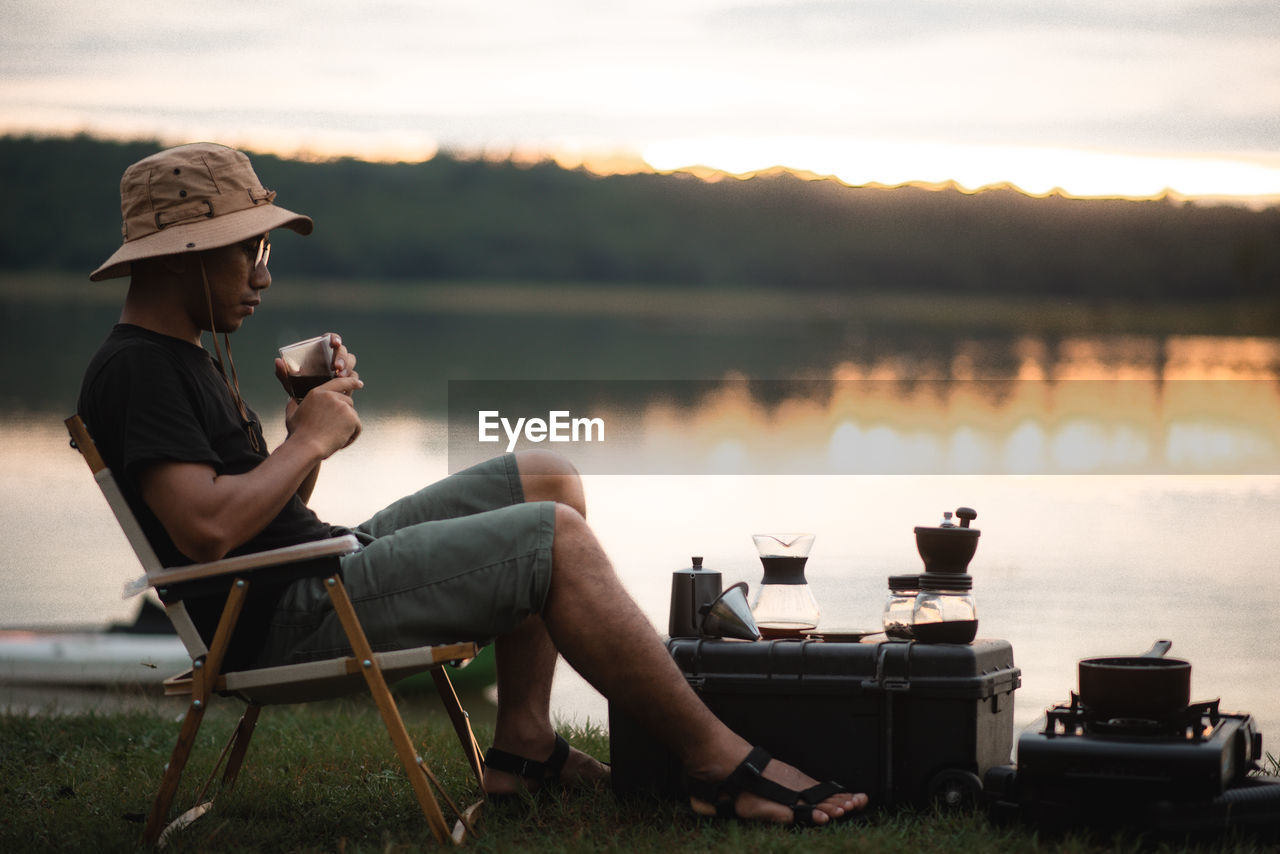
<box><xmin>238</xmin><ymin>234</ymin><xmax>271</xmax><ymax>268</ymax></box>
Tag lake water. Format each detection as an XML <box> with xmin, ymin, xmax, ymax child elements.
<box><xmin>2</xmin><ymin>286</ymin><xmax>1278</xmax><ymax>743</ymax></box>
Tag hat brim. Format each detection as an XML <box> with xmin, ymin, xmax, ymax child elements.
<box><xmin>89</xmin><ymin>204</ymin><xmax>313</xmax><ymax>281</ymax></box>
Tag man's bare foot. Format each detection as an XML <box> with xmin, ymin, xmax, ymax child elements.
<box><xmin>688</xmin><ymin>748</ymin><xmax>868</xmax><ymax>824</ymax></box>
<box><xmin>483</xmin><ymin>736</ymin><xmax>610</xmax><ymax>797</ymax></box>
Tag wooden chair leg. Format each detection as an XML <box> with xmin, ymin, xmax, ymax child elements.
<box><xmin>189</xmin><ymin>702</ymin><xmax>261</xmax><ymax>808</ymax></box>
<box><xmin>142</xmin><ymin>700</ymin><xmax>207</xmax><ymax>846</ymax></box>
<box><xmin>432</xmin><ymin>668</ymin><xmax>486</xmax><ymax>787</ymax></box>
<box><xmin>324</xmin><ymin>575</ymin><xmax>454</xmax><ymax>845</ymax></box>
<box><xmin>220</xmin><ymin>704</ymin><xmax>261</xmax><ymax>791</ymax></box>
<box><xmin>143</xmin><ymin>579</ymin><xmax>249</xmax><ymax>846</ymax></box>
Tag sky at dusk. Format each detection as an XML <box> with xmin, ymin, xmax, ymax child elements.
<box><xmin>4</xmin><ymin>0</ymin><xmax>1280</xmax><ymax>200</ymax></box>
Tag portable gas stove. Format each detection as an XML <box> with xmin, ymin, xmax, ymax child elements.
<box><xmin>984</xmin><ymin>693</ymin><xmax>1280</xmax><ymax>836</ymax></box>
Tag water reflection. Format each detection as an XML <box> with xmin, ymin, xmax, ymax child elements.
<box><xmin>3</xmin><ymin>296</ymin><xmax>1278</xmax><ymax>740</ymax></box>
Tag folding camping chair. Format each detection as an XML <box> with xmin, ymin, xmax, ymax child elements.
<box><xmin>65</xmin><ymin>415</ymin><xmax>487</xmax><ymax>846</ymax></box>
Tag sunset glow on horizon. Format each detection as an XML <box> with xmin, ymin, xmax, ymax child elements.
<box><xmin>640</xmin><ymin>137</ymin><xmax>1280</xmax><ymax>205</ymax></box>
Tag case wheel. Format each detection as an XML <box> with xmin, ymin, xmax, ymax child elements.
<box><xmin>928</xmin><ymin>769</ymin><xmax>984</xmax><ymax>809</ymax></box>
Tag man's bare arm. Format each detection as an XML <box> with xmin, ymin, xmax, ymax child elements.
<box><xmin>296</xmin><ymin>461</ymin><xmax>321</xmax><ymax>505</ymax></box>
<box><xmin>140</xmin><ymin>377</ymin><xmax>362</xmax><ymax>562</ymax></box>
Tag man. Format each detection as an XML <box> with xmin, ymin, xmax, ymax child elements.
<box><xmin>78</xmin><ymin>142</ymin><xmax>866</xmax><ymax>824</ymax></box>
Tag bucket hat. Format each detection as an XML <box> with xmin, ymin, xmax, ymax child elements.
<box><xmin>90</xmin><ymin>142</ymin><xmax>313</xmax><ymax>281</ymax></box>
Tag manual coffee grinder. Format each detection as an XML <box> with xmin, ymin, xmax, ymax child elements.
<box><xmin>910</xmin><ymin>508</ymin><xmax>980</xmax><ymax>644</ymax></box>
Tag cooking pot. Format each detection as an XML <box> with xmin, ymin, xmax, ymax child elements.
<box><xmin>1077</xmin><ymin>639</ymin><xmax>1191</xmax><ymax>720</ymax></box>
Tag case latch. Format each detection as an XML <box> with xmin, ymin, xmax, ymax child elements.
<box><xmin>865</xmin><ymin>640</ymin><xmax>913</xmax><ymax>692</ymax></box>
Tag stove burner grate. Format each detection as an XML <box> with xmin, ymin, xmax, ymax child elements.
<box><xmin>1044</xmin><ymin>693</ymin><xmax>1221</xmax><ymax>740</ymax></box>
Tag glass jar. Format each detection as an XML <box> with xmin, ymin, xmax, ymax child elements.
<box><xmin>882</xmin><ymin>575</ymin><xmax>919</xmax><ymax>639</ymax></box>
<box><xmin>912</xmin><ymin>573</ymin><xmax>978</xmax><ymax>644</ymax></box>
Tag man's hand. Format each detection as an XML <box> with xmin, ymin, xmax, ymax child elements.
<box><xmin>329</xmin><ymin>333</ymin><xmax>357</xmax><ymax>379</ymax></box>
<box><xmin>289</xmin><ymin>375</ymin><xmax>363</xmax><ymax>453</ymax></box>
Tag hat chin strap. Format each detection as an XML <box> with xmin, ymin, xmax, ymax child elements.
<box><xmin>199</xmin><ymin>255</ymin><xmax>263</xmax><ymax>453</ymax></box>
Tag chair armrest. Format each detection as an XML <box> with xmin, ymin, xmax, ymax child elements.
<box><xmin>123</xmin><ymin>535</ymin><xmax>362</xmax><ymax>598</ymax></box>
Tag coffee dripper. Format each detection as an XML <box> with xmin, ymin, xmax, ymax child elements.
<box><xmin>750</xmin><ymin>533</ymin><xmax>821</xmax><ymax>635</ymax></box>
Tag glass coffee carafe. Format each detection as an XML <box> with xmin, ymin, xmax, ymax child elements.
<box><xmin>750</xmin><ymin>533</ymin><xmax>821</xmax><ymax>636</ymax></box>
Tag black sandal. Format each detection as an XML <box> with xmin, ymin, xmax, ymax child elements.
<box><xmin>483</xmin><ymin>733</ymin><xmax>571</xmax><ymax>802</ymax></box>
<box><xmin>685</xmin><ymin>746</ymin><xmax>849</xmax><ymax>826</ymax></box>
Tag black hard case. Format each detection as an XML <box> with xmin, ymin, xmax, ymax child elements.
<box><xmin>610</xmin><ymin>637</ymin><xmax>1021</xmax><ymax>808</ymax></box>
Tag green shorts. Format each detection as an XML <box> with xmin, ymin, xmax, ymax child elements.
<box><xmin>255</xmin><ymin>454</ymin><xmax>556</xmax><ymax>666</ymax></box>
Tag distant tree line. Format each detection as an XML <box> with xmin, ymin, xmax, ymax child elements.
<box><xmin>2</xmin><ymin>134</ymin><xmax>1278</xmax><ymax>300</ymax></box>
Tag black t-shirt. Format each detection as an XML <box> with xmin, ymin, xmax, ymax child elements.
<box><xmin>77</xmin><ymin>324</ymin><xmax>342</xmax><ymax>664</ymax></box>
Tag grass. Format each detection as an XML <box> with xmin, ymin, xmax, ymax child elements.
<box><xmin>2</xmin><ymin>698</ymin><xmax>1277</xmax><ymax>854</ymax></box>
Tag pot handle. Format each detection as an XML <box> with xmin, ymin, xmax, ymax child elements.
<box><xmin>1142</xmin><ymin>639</ymin><xmax>1173</xmax><ymax>658</ymax></box>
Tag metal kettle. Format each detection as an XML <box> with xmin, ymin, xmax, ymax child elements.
<box><xmin>668</xmin><ymin>556</ymin><xmax>723</xmax><ymax>638</ymax></box>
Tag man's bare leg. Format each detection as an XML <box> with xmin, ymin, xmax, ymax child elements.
<box><xmin>485</xmin><ymin>451</ymin><xmax>609</xmax><ymax>795</ymax></box>
<box><xmin>542</xmin><ymin>503</ymin><xmax>866</xmax><ymax>824</ymax></box>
